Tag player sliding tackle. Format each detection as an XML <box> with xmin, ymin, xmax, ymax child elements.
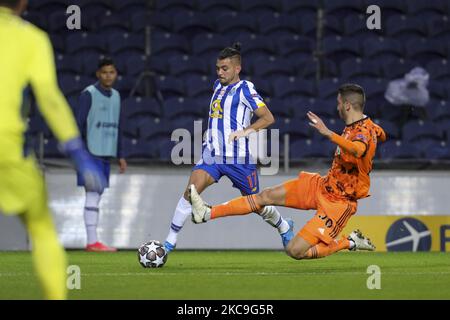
<box><xmin>190</xmin><ymin>84</ymin><xmax>386</xmax><ymax>259</ymax></box>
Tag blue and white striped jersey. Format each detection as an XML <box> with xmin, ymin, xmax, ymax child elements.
<box><xmin>205</xmin><ymin>79</ymin><xmax>266</xmax><ymax>163</ymax></box>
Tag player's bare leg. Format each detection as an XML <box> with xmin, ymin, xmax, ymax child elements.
<box><xmin>190</xmin><ymin>183</ymin><xmax>294</xmax><ymax>247</ymax></box>
<box><xmin>164</xmin><ymin>169</ymin><xmax>215</xmax><ymax>252</ymax></box>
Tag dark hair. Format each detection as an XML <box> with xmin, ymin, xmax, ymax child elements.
<box><xmin>338</xmin><ymin>83</ymin><xmax>366</xmax><ymax>111</ymax></box>
<box><xmin>97</xmin><ymin>57</ymin><xmax>115</xmax><ymax>70</ymax></box>
<box><xmin>218</xmin><ymin>42</ymin><xmax>241</xmax><ymax>64</ymax></box>
<box><xmin>0</xmin><ymin>0</ymin><xmax>19</xmax><ymax>8</ymax></box>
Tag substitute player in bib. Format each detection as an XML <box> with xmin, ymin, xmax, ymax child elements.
<box><xmin>190</xmin><ymin>84</ymin><xmax>386</xmax><ymax>259</ymax></box>
<box><xmin>164</xmin><ymin>43</ymin><xmax>294</xmax><ymax>253</ymax></box>
<box><xmin>0</xmin><ymin>0</ymin><xmax>105</xmax><ymax>299</ymax></box>
<box><xmin>76</xmin><ymin>58</ymin><xmax>127</xmax><ymax>252</ymax></box>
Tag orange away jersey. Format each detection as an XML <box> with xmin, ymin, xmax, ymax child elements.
<box><xmin>323</xmin><ymin>117</ymin><xmax>386</xmax><ymax>201</ymax></box>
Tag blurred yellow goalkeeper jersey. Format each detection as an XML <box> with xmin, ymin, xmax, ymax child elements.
<box><xmin>0</xmin><ymin>7</ymin><xmax>79</xmax><ymax>163</ymax></box>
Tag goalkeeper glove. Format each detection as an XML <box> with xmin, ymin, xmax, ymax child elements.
<box><xmin>61</xmin><ymin>137</ymin><xmax>106</xmax><ymax>193</ymax></box>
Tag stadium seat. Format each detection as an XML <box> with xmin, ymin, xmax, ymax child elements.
<box><xmin>183</xmin><ymin>75</ymin><xmax>213</xmax><ymax>100</ymax></box>
<box><xmin>168</xmin><ymin>55</ymin><xmax>209</xmax><ymax>77</ymax></box>
<box><xmin>251</xmin><ymin>56</ymin><xmax>294</xmax><ymax>78</ymax></box>
<box><xmin>323</xmin><ymin>36</ymin><xmax>361</xmax><ymax>64</ymax></box>
<box><xmin>428</xmin><ymin>100</ymin><xmax>450</xmax><ymax>122</ymax></box>
<box><xmin>256</xmin><ymin>13</ymin><xmax>295</xmax><ymax>37</ymax></box>
<box><xmin>58</xmin><ymin>74</ymin><xmax>91</xmax><ymax>97</ymax></box>
<box><xmin>228</xmin><ymin>33</ymin><xmax>276</xmax><ymax>60</ymax></box>
<box><xmin>79</xmin><ymin>53</ymin><xmax>107</xmax><ymax>77</ymax></box>
<box><xmin>275</xmin><ymin>34</ymin><xmax>314</xmax><ymax>59</ymax></box>
<box><xmin>139</xmin><ymin>118</ymin><xmax>172</xmax><ymax>141</ymax></box>
<box><xmin>151</xmin><ymin>32</ymin><xmax>190</xmax><ymax>57</ymax></box>
<box><xmin>427</xmin><ymin>141</ymin><xmax>450</xmax><ymax>160</ymax></box>
<box><xmin>426</xmin><ymin>59</ymin><xmax>450</xmax><ymax>81</ymax></box>
<box><xmin>373</xmin><ymin>119</ymin><xmax>400</xmax><ymax>140</ymax></box>
<box><xmin>249</xmin><ymin>77</ymin><xmax>274</xmax><ymax>98</ymax></box>
<box><xmin>197</xmin><ymin>0</ymin><xmax>240</xmax><ymax>13</ymax></box>
<box><xmin>122</xmin><ymin>121</ymin><xmax>140</xmax><ymax>139</ymax></box>
<box><xmin>402</xmin><ymin>120</ymin><xmax>443</xmax><ymax>142</ymax></box>
<box><xmin>407</xmin><ymin>0</ymin><xmax>448</xmax><ymax>16</ymax></box>
<box><xmin>154</xmin><ymin>0</ymin><xmax>195</xmax><ymax>14</ymax></box>
<box><xmin>381</xmin><ymin>58</ymin><xmax>417</xmax><ymax>79</ymax></box>
<box><xmin>426</xmin><ymin>16</ymin><xmax>450</xmax><ymax>38</ymax></box>
<box><xmin>279</xmin><ymin>119</ymin><xmax>312</xmax><ymax>141</ymax></box>
<box><xmin>98</xmin><ymin>14</ymin><xmax>131</xmax><ymax>33</ymax></box>
<box><xmin>240</xmin><ymin>0</ymin><xmax>281</xmax><ymax>14</ymax></box>
<box><xmin>290</xmin><ymin>139</ymin><xmax>336</xmax><ymax>159</ymax></box>
<box><xmin>148</xmin><ymin>56</ymin><xmax>170</xmax><ymax>75</ymax></box>
<box><xmin>405</xmin><ymin>39</ymin><xmax>447</xmax><ymax>66</ymax></box>
<box><xmin>429</xmin><ymin>82</ymin><xmax>448</xmax><ymax>100</ymax></box>
<box><xmin>122</xmin><ymin>97</ymin><xmax>162</xmax><ymax>119</ymax></box>
<box><xmin>340</xmin><ymin>58</ymin><xmax>382</xmax><ymax>80</ymax></box>
<box><xmin>131</xmin><ymin>12</ymin><xmax>151</xmax><ymax>33</ymax></box>
<box><xmin>298</xmin><ymin>12</ymin><xmax>318</xmax><ymax>38</ymax></box>
<box><xmin>281</xmin><ymin>0</ymin><xmax>318</xmax><ymax>15</ymax></box>
<box><xmin>378</xmin><ymin>140</ymin><xmax>421</xmax><ymax>159</ymax></box>
<box><xmin>164</xmin><ymin>97</ymin><xmax>205</xmax><ymax>120</ymax></box>
<box><xmin>272</xmin><ymin>77</ymin><xmax>316</xmax><ymax>99</ymax></box>
<box><xmin>385</xmin><ymin>16</ymin><xmax>427</xmax><ymax>40</ymax></box>
<box><xmin>65</xmin><ymin>33</ymin><xmax>106</xmax><ymax>54</ymax></box>
<box><xmin>310</xmin><ymin>98</ymin><xmax>339</xmax><ymax>119</ymax></box>
<box><xmin>377</xmin><ymin>102</ymin><xmax>404</xmax><ymax>122</ymax></box>
<box><xmin>122</xmin><ymin>137</ymin><xmax>156</xmax><ymax>159</ymax></box>
<box><xmin>108</xmin><ymin>33</ymin><xmax>145</xmax><ymax>55</ymax></box>
<box><xmin>323</xmin><ymin>0</ymin><xmax>365</xmax><ymax>18</ymax></box>
<box><xmin>124</xmin><ymin>55</ymin><xmax>149</xmax><ymax>76</ymax></box>
<box><xmin>22</xmin><ymin>11</ymin><xmax>48</xmax><ymax>30</ymax></box>
<box><xmin>111</xmin><ymin>0</ymin><xmax>147</xmax><ymax>16</ymax></box>
<box><xmin>317</xmin><ymin>78</ymin><xmax>340</xmax><ymax>100</ymax></box>
<box><xmin>265</xmin><ymin>98</ymin><xmax>293</xmax><ymax>118</ymax></box>
<box><xmin>191</xmin><ymin>34</ymin><xmax>228</xmax><ymax>57</ymax></box>
<box><xmin>148</xmin><ymin>12</ymin><xmax>173</xmax><ymax>33</ymax></box>
<box><xmin>55</xmin><ymin>54</ymin><xmax>83</xmax><ymax>76</ymax></box>
<box><xmin>172</xmin><ymin>12</ymin><xmax>213</xmax><ymax>37</ymax></box>
<box><xmin>322</xmin><ymin>15</ymin><xmax>344</xmax><ymax>37</ymax></box>
<box><xmin>157</xmin><ymin>139</ymin><xmax>178</xmax><ymax>162</ymax></box>
<box><xmin>215</xmin><ymin>12</ymin><xmax>258</xmax><ymax>35</ymax></box>
<box><xmin>362</xmin><ymin>37</ymin><xmax>404</xmax><ymax>60</ymax></box>
<box><xmin>155</xmin><ymin>76</ymin><xmax>185</xmax><ymax>99</ymax></box>
<box><xmin>357</xmin><ymin>78</ymin><xmax>387</xmax><ymax>101</ymax></box>
<box><xmin>343</xmin><ymin>15</ymin><xmax>374</xmax><ymax>38</ymax></box>
<box><xmin>362</xmin><ymin>0</ymin><xmax>408</xmax><ymax>17</ymax></box>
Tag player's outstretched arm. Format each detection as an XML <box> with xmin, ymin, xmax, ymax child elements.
<box><xmin>228</xmin><ymin>105</ymin><xmax>275</xmax><ymax>143</ymax></box>
<box><xmin>307</xmin><ymin>111</ymin><xmax>366</xmax><ymax>158</ymax></box>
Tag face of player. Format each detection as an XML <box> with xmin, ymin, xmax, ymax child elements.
<box><xmin>96</xmin><ymin>65</ymin><xmax>118</xmax><ymax>89</ymax></box>
<box><xmin>216</xmin><ymin>58</ymin><xmax>241</xmax><ymax>86</ymax></box>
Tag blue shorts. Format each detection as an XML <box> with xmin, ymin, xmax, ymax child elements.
<box><xmin>193</xmin><ymin>161</ymin><xmax>259</xmax><ymax>195</ymax></box>
<box><xmin>77</xmin><ymin>157</ymin><xmax>110</xmax><ymax>189</ymax></box>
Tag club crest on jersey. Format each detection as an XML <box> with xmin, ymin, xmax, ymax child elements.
<box><xmin>210</xmin><ymin>99</ymin><xmax>223</xmax><ymax>119</ymax></box>
<box><xmin>228</xmin><ymin>87</ymin><xmax>237</xmax><ymax>96</ymax></box>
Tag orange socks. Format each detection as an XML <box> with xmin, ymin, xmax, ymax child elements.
<box><xmin>304</xmin><ymin>238</ymin><xmax>350</xmax><ymax>259</ymax></box>
<box><xmin>211</xmin><ymin>195</ymin><xmax>262</xmax><ymax>219</ymax></box>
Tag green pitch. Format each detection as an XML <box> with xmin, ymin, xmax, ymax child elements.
<box><xmin>0</xmin><ymin>251</ymin><xmax>449</xmax><ymax>300</ymax></box>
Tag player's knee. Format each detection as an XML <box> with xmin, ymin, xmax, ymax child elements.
<box><xmin>258</xmin><ymin>188</ymin><xmax>275</xmax><ymax>206</ymax></box>
<box><xmin>286</xmin><ymin>243</ymin><xmax>305</xmax><ymax>260</ymax></box>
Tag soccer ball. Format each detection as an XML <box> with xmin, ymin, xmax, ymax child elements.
<box><xmin>137</xmin><ymin>240</ymin><xmax>168</xmax><ymax>268</ymax></box>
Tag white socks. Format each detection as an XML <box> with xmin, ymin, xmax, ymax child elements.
<box><xmin>165</xmin><ymin>197</ymin><xmax>192</xmax><ymax>246</ymax></box>
<box><xmin>259</xmin><ymin>206</ymin><xmax>290</xmax><ymax>234</ymax></box>
<box><xmin>84</xmin><ymin>191</ymin><xmax>101</xmax><ymax>245</ymax></box>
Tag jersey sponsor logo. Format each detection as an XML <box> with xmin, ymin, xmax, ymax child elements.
<box><xmin>210</xmin><ymin>99</ymin><xmax>223</xmax><ymax>119</ymax></box>
<box><xmin>385</xmin><ymin>218</ymin><xmax>431</xmax><ymax>252</ymax></box>
<box><xmin>96</xmin><ymin>121</ymin><xmax>118</xmax><ymax>129</ymax></box>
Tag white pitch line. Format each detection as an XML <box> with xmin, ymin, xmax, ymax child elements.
<box><xmin>1</xmin><ymin>271</ymin><xmax>450</xmax><ymax>277</ymax></box>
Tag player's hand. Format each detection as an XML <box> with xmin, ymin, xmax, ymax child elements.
<box><xmin>118</xmin><ymin>158</ymin><xmax>127</xmax><ymax>174</ymax></box>
<box><xmin>228</xmin><ymin>129</ymin><xmax>253</xmax><ymax>143</ymax></box>
<box><xmin>61</xmin><ymin>137</ymin><xmax>107</xmax><ymax>193</ymax></box>
<box><xmin>307</xmin><ymin>111</ymin><xmax>333</xmax><ymax>138</ymax></box>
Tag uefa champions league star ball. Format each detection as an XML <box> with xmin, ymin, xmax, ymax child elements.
<box><xmin>137</xmin><ymin>240</ymin><xmax>168</xmax><ymax>268</ymax></box>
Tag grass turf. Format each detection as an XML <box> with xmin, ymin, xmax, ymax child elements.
<box><xmin>0</xmin><ymin>251</ymin><xmax>449</xmax><ymax>300</ymax></box>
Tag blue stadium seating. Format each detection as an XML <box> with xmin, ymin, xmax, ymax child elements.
<box><xmin>281</xmin><ymin>0</ymin><xmax>318</xmax><ymax>15</ymax></box>
<box><xmin>373</xmin><ymin>119</ymin><xmax>400</xmax><ymax>140</ymax></box>
<box><xmin>272</xmin><ymin>77</ymin><xmax>316</xmax><ymax>99</ymax></box>
<box><xmin>340</xmin><ymin>58</ymin><xmax>382</xmax><ymax>80</ymax></box>
<box><xmin>183</xmin><ymin>75</ymin><xmax>213</xmax><ymax>100</ymax></box>
<box><xmin>363</xmin><ymin>0</ymin><xmax>408</xmax><ymax>17</ymax></box>
<box><xmin>378</xmin><ymin>140</ymin><xmax>421</xmax><ymax>159</ymax></box>
<box><xmin>172</xmin><ymin>12</ymin><xmax>213</xmax><ymax>37</ymax></box>
<box><xmin>122</xmin><ymin>137</ymin><xmax>155</xmax><ymax>158</ymax></box>
<box><xmin>427</xmin><ymin>141</ymin><xmax>450</xmax><ymax>160</ymax></box>
<box><xmin>65</xmin><ymin>33</ymin><xmax>105</xmax><ymax>54</ymax></box>
<box><xmin>151</xmin><ymin>32</ymin><xmax>190</xmax><ymax>57</ymax></box>
<box><xmin>122</xmin><ymin>97</ymin><xmax>162</xmax><ymax>119</ymax></box>
<box><xmin>385</xmin><ymin>16</ymin><xmax>427</xmax><ymax>41</ymax></box>
<box><xmin>240</xmin><ymin>0</ymin><xmax>281</xmax><ymax>15</ymax></box>
<box><xmin>402</xmin><ymin>120</ymin><xmax>443</xmax><ymax>142</ymax></box>
<box><xmin>154</xmin><ymin>0</ymin><xmax>195</xmax><ymax>14</ymax></box>
<box><xmin>323</xmin><ymin>36</ymin><xmax>361</xmax><ymax>64</ymax></box>
<box><xmin>290</xmin><ymin>139</ymin><xmax>336</xmax><ymax>159</ymax></box>
<box><xmin>323</xmin><ymin>0</ymin><xmax>365</xmax><ymax>18</ymax></box>
<box><xmin>197</xmin><ymin>0</ymin><xmax>240</xmax><ymax>13</ymax></box>
<box><xmin>164</xmin><ymin>97</ymin><xmax>205</xmax><ymax>120</ymax></box>
<box><xmin>216</xmin><ymin>12</ymin><xmax>258</xmax><ymax>35</ymax></box>
<box><xmin>258</xmin><ymin>13</ymin><xmax>300</xmax><ymax>36</ymax></box>
<box><xmin>426</xmin><ymin>16</ymin><xmax>450</xmax><ymax>38</ymax></box>
<box><xmin>155</xmin><ymin>76</ymin><xmax>185</xmax><ymax>99</ymax></box>
<box><xmin>362</xmin><ymin>37</ymin><xmax>404</xmax><ymax>60</ymax></box>
<box><xmin>406</xmin><ymin>39</ymin><xmax>447</xmax><ymax>65</ymax></box>
<box><xmin>407</xmin><ymin>0</ymin><xmax>448</xmax><ymax>16</ymax></box>
<box><xmin>168</xmin><ymin>55</ymin><xmax>209</xmax><ymax>77</ymax></box>
<box><xmin>251</xmin><ymin>56</ymin><xmax>294</xmax><ymax>78</ymax></box>
<box><xmin>276</xmin><ymin>35</ymin><xmax>314</xmax><ymax>59</ymax></box>
<box><xmin>55</xmin><ymin>54</ymin><xmax>83</xmax><ymax>75</ymax></box>
<box><xmin>191</xmin><ymin>34</ymin><xmax>228</xmax><ymax>57</ymax></box>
